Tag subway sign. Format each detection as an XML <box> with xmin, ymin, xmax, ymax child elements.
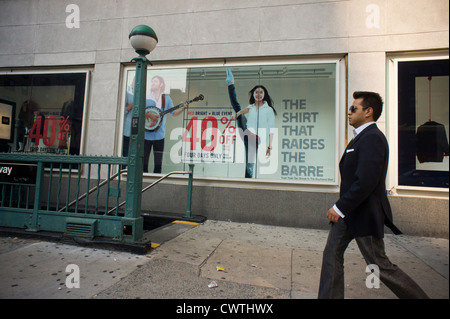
<box><xmin>0</xmin><ymin>162</ymin><xmax>37</xmax><ymax>184</ymax></box>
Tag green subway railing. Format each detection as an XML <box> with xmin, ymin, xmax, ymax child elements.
<box><xmin>0</xmin><ymin>153</ymin><xmax>135</xmax><ymax>241</ymax></box>
<box><xmin>0</xmin><ymin>153</ymin><xmax>195</xmax><ymax>244</ymax></box>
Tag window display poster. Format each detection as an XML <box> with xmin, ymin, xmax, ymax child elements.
<box><xmin>0</xmin><ymin>73</ymin><xmax>87</xmax><ymax>156</ymax></box>
<box><xmin>181</xmin><ymin>107</ymin><xmax>236</xmax><ymax>164</ymax></box>
<box><xmin>398</xmin><ymin>59</ymin><xmax>449</xmax><ymax>188</ymax></box>
<box><xmin>123</xmin><ymin>63</ymin><xmax>338</xmax><ymax>184</ymax></box>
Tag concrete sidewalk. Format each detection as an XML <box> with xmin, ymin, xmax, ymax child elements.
<box><xmin>0</xmin><ymin>220</ymin><xmax>448</xmax><ymax>299</ymax></box>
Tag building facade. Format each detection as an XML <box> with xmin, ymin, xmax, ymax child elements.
<box><xmin>0</xmin><ymin>0</ymin><xmax>448</xmax><ymax>237</ymax></box>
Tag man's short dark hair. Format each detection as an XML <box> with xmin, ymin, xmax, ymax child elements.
<box><xmin>353</xmin><ymin>91</ymin><xmax>383</xmax><ymax>121</ymax></box>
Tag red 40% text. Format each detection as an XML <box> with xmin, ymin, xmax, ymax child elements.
<box><xmin>182</xmin><ymin>116</ymin><xmax>236</xmax><ymax>151</ymax></box>
<box><xmin>28</xmin><ymin>116</ymin><xmax>71</xmax><ymax>148</ymax></box>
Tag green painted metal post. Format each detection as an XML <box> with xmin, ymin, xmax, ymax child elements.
<box><xmin>124</xmin><ymin>25</ymin><xmax>158</xmax><ymax>243</ymax></box>
<box><xmin>185</xmin><ymin>164</ymin><xmax>194</xmax><ymax>218</ymax></box>
<box><xmin>123</xmin><ymin>53</ymin><xmax>149</xmax><ymax>242</ymax></box>
<box><xmin>28</xmin><ymin>161</ymin><xmax>44</xmax><ymax>231</ymax></box>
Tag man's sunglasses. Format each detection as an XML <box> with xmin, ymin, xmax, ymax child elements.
<box><xmin>349</xmin><ymin>105</ymin><xmax>358</xmax><ymax>113</ymax></box>
<box><xmin>349</xmin><ymin>105</ymin><xmax>370</xmax><ymax>113</ymax></box>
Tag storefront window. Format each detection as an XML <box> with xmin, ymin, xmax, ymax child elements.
<box><xmin>398</xmin><ymin>59</ymin><xmax>449</xmax><ymax>188</ymax></box>
<box><xmin>0</xmin><ymin>72</ymin><xmax>88</xmax><ymax>156</ymax></box>
<box><xmin>122</xmin><ymin>63</ymin><xmax>338</xmax><ymax>184</ymax></box>
<box><xmin>0</xmin><ymin>99</ymin><xmax>15</xmax><ymax>149</ymax></box>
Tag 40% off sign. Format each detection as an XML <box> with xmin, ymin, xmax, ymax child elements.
<box><xmin>182</xmin><ymin>115</ymin><xmax>236</xmax><ymax>163</ymax></box>
<box><xmin>28</xmin><ymin>116</ymin><xmax>71</xmax><ymax>149</ymax></box>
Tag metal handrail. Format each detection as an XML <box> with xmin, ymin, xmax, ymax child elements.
<box><xmin>107</xmin><ymin>169</ymin><xmax>193</xmax><ymax>215</ymax></box>
<box><xmin>57</xmin><ymin>162</ymin><xmax>194</xmax><ymax>218</ymax></box>
<box><xmin>58</xmin><ymin>168</ymin><xmax>127</xmax><ymax>212</ymax></box>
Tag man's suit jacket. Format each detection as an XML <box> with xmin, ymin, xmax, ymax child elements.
<box><xmin>335</xmin><ymin>124</ymin><xmax>402</xmax><ymax>238</ymax></box>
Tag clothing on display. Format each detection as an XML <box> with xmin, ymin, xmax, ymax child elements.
<box><xmin>416</xmin><ymin>121</ymin><xmax>449</xmax><ymax>163</ymax></box>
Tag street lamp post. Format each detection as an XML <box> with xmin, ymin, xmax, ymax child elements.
<box><xmin>124</xmin><ymin>25</ymin><xmax>158</xmax><ymax>242</ymax></box>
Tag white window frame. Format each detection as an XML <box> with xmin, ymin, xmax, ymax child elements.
<box><xmin>386</xmin><ymin>52</ymin><xmax>449</xmax><ymax>196</ymax></box>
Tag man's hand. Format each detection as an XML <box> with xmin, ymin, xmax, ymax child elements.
<box><xmin>145</xmin><ymin>112</ymin><xmax>160</xmax><ymax>121</ymax></box>
<box><xmin>326</xmin><ymin>207</ymin><xmax>340</xmax><ymax>223</ymax></box>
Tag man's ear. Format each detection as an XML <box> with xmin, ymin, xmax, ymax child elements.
<box><xmin>365</xmin><ymin>107</ymin><xmax>374</xmax><ymax>120</ymax></box>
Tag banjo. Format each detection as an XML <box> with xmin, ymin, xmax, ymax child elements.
<box><xmin>145</xmin><ymin>94</ymin><xmax>204</xmax><ymax>132</ymax></box>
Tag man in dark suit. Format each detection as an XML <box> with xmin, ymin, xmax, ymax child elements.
<box><xmin>318</xmin><ymin>91</ymin><xmax>429</xmax><ymax>299</ymax></box>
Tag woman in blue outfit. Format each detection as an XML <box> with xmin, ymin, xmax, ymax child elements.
<box><xmin>225</xmin><ymin>68</ymin><xmax>276</xmax><ymax>178</ymax></box>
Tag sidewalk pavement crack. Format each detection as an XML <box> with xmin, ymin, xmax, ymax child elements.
<box><xmin>289</xmin><ymin>248</ymin><xmax>293</xmax><ymax>298</ymax></box>
<box><xmin>197</xmin><ymin>239</ymin><xmax>224</xmax><ymax>277</ymax></box>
